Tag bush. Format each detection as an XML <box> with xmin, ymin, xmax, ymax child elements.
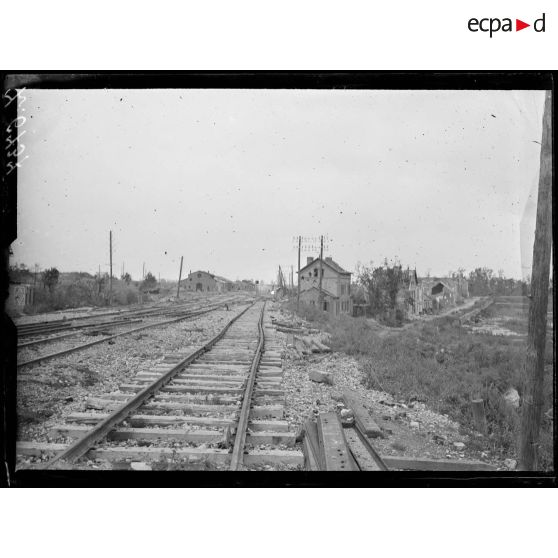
<box><xmin>113</xmin><ymin>285</ymin><xmax>139</xmax><ymax>305</ymax></box>
<box><xmin>282</xmin><ymin>300</ymin><xmax>330</xmax><ymax>326</ymax></box>
<box><xmin>23</xmin><ymin>276</ymin><xmax>141</xmax><ymax>313</ymax></box>
<box><xmin>292</xmin><ymin>303</ymin><xmax>554</xmax><ymax>470</ymax></box>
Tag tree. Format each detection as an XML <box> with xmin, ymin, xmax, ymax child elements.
<box><xmin>468</xmin><ymin>267</ymin><xmax>494</xmax><ymax>296</ymax></box>
<box><xmin>356</xmin><ymin>259</ymin><xmax>405</xmax><ymax>323</ymax></box>
<box><xmin>121</xmin><ymin>272</ymin><xmax>132</xmax><ymax>285</ymax></box>
<box><xmin>141</xmin><ymin>271</ymin><xmax>157</xmax><ymax>291</ymax></box>
<box><xmin>8</xmin><ymin>263</ymin><xmax>35</xmax><ymax>284</ymax></box>
<box><xmin>41</xmin><ymin>267</ymin><xmax>60</xmax><ymax>293</ymax></box>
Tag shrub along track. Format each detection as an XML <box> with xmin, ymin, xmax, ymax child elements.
<box><xmin>17</xmin><ymin>295</ymin><xmax>248</xmax><ymax>369</ymax></box>
<box><xmin>16</xmin><ymin>301</ymin><xmax>303</xmax><ymax>471</ymax></box>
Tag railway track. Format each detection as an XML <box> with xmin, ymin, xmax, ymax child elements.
<box><xmin>17</xmin><ymin>300</ymin><xmax>303</xmax><ymax>470</ymax></box>
<box><xmin>17</xmin><ymin>297</ymin><xmax>248</xmax><ymax>369</ymax></box>
<box><xmin>16</xmin><ymin>296</ymin><xmax>230</xmax><ymax>340</ymax></box>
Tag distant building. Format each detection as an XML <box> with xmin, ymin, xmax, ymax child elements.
<box><xmin>298</xmin><ymin>256</ymin><xmax>352</xmax><ymax>316</ymax></box>
<box><xmin>234</xmin><ymin>279</ymin><xmax>256</xmax><ymax>292</ymax></box>
<box><xmin>398</xmin><ymin>268</ymin><xmax>424</xmax><ymax>316</ymax></box>
<box><xmin>420</xmin><ymin>276</ymin><xmax>469</xmax><ymax>310</ymax></box>
<box><xmin>431</xmin><ymin>280</ymin><xmax>456</xmax><ymax>306</ymax></box>
<box><xmin>183</xmin><ymin>270</ymin><xmax>233</xmax><ymax>293</ymax></box>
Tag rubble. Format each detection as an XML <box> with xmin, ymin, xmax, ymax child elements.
<box><xmin>308</xmin><ymin>370</ymin><xmax>333</xmax><ymax>385</ymax></box>
<box><xmin>281</xmin><ymin>348</ymin><xmax>502</xmax><ymax>468</ymax></box>
<box><xmin>503</xmin><ymin>387</ymin><xmax>520</xmax><ymax>409</ymax></box>
<box><xmin>504</xmin><ymin>458</ymin><xmax>517</xmax><ymax>470</ymax></box>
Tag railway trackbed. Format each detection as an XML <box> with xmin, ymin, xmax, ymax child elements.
<box><xmin>16</xmin><ymin>295</ymin><xmax>241</xmax><ymax>344</ymax></box>
<box><xmin>16</xmin><ymin>301</ymin><xmax>304</xmax><ymax>471</ymax></box>
<box><xmin>17</xmin><ymin>298</ymin><xmax>245</xmax><ymax>369</ymax></box>
<box><xmin>16</xmin><ymin>301</ymin><xmax>187</xmax><ymax>339</ymax></box>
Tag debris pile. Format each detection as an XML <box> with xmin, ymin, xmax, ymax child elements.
<box><xmin>300</xmin><ymin>413</ymin><xmax>359</xmax><ymax>471</ymax></box>
<box><xmin>270</xmin><ymin>314</ymin><xmax>332</xmax><ymax>358</ymax></box>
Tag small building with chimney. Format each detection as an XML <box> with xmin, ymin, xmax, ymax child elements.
<box><xmin>297</xmin><ymin>256</ymin><xmax>352</xmax><ymax>316</ymax></box>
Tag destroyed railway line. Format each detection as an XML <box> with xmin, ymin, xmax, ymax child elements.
<box><xmin>16</xmin><ymin>301</ymin><xmax>500</xmax><ymax>472</ymax></box>
<box><xmin>17</xmin><ymin>298</ymin><xmax>245</xmax><ymax>370</ymax></box>
<box><xmin>17</xmin><ymin>300</ymin><xmax>304</xmax><ymax>470</ymax></box>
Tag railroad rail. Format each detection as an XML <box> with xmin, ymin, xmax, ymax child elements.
<box><xmin>17</xmin><ymin>297</ymin><xmax>247</xmax><ymax>369</ymax></box>
<box><xmin>18</xmin><ymin>318</ymin><xmax>145</xmax><ymax>348</ymax></box>
<box><xmin>16</xmin><ymin>297</ymin><xmax>226</xmax><ymax>339</ymax></box>
<box><xmin>17</xmin><ymin>300</ymin><xmax>303</xmax><ymax>470</ymax></box>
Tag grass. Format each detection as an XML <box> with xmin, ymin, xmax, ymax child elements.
<box><xmin>287</xmin><ymin>301</ymin><xmax>554</xmax><ymax>470</ymax></box>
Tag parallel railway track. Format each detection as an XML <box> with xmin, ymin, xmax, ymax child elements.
<box><xmin>17</xmin><ymin>297</ymin><xmax>249</xmax><ymax>369</ymax></box>
<box><xmin>17</xmin><ymin>300</ymin><xmax>303</xmax><ymax>471</ymax></box>
<box><xmin>16</xmin><ymin>296</ymin><xmax>239</xmax><ymax>340</ymax></box>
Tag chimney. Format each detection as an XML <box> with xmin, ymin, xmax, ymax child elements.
<box><xmin>325</xmin><ymin>256</ymin><xmax>333</xmax><ymax>263</ymax></box>
<box><xmin>307</xmin><ymin>257</ymin><xmax>313</xmax><ymax>265</ymax></box>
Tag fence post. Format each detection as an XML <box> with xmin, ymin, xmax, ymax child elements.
<box><xmin>471</xmin><ymin>399</ymin><xmax>487</xmax><ymax>435</ymax></box>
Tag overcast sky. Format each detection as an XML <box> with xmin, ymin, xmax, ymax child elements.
<box><xmin>13</xmin><ymin>88</ymin><xmax>546</xmax><ymax>283</ymax></box>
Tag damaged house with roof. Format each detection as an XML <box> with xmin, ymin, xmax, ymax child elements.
<box><xmin>297</xmin><ymin>256</ymin><xmax>352</xmax><ymax>316</ymax></box>
<box><xmin>420</xmin><ymin>276</ymin><xmax>469</xmax><ymax>311</ymax></box>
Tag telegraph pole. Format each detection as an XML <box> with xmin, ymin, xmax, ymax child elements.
<box><xmin>176</xmin><ymin>256</ymin><xmax>184</xmax><ymax>299</ymax></box>
<box><xmin>109</xmin><ymin>230</ymin><xmax>113</xmax><ymax>301</ymax></box>
<box><xmin>519</xmin><ymin>90</ymin><xmax>553</xmax><ymax>471</ymax></box>
<box><xmin>318</xmin><ymin>234</ymin><xmax>324</xmax><ymax>308</ymax></box>
<box><xmin>290</xmin><ymin>265</ymin><xmax>294</xmax><ymax>293</ymax></box>
<box><xmin>297</xmin><ymin>235</ymin><xmax>301</xmax><ymax>311</ymax></box>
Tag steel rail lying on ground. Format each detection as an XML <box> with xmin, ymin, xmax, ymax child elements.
<box><xmin>229</xmin><ymin>302</ymin><xmax>266</xmax><ymax>470</ymax></box>
<box><xmin>351</xmin><ymin>422</ymin><xmax>389</xmax><ymax>471</ymax></box>
<box><xmin>17</xmin><ymin>302</ymin><xmax>238</xmax><ymax>369</ymax></box>
<box><xmin>45</xmin><ymin>303</ymin><xmax>254</xmax><ymax>467</ymax></box>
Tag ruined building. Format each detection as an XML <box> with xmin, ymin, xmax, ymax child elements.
<box><xmin>297</xmin><ymin>256</ymin><xmax>352</xmax><ymax>316</ymax></box>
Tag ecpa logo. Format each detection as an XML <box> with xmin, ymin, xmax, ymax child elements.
<box><xmin>468</xmin><ymin>13</ymin><xmax>546</xmax><ymax>37</ymax></box>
